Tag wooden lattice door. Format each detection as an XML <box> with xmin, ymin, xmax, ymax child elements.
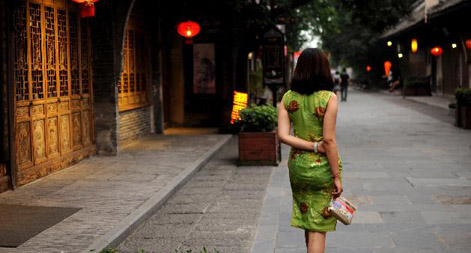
<box><xmin>13</xmin><ymin>0</ymin><xmax>94</xmax><ymax>185</ymax></box>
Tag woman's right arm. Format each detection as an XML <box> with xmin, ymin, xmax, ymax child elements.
<box><xmin>322</xmin><ymin>93</ymin><xmax>343</xmax><ymax>198</ymax></box>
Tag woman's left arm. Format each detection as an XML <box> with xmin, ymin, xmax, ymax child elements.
<box><xmin>278</xmin><ymin>96</ymin><xmax>324</xmax><ymax>152</ymax></box>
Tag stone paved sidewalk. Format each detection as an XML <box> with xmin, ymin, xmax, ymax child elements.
<box><xmin>251</xmin><ymin>89</ymin><xmax>471</xmax><ymax>253</ymax></box>
<box><xmin>0</xmin><ymin>134</ymin><xmax>230</xmax><ymax>253</ymax></box>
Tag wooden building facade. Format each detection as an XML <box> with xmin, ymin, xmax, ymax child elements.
<box><xmin>0</xmin><ymin>0</ymin><xmax>255</xmax><ymax>192</ymax></box>
<box><xmin>382</xmin><ymin>0</ymin><xmax>471</xmax><ymax>96</ymax></box>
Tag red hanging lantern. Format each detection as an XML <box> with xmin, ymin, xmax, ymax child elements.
<box><xmin>466</xmin><ymin>39</ymin><xmax>471</xmax><ymax>49</ymax></box>
<box><xmin>430</xmin><ymin>46</ymin><xmax>443</xmax><ymax>56</ymax></box>
<box><xmin>72</xmin><ymin>0</ymin><xmax>99</xmax><ymax>18</ymax></box>
<box><xmin>384</xmin><ymin>61</ymin><xmax>392</xmax><ymax>76</ymax></box>
<box><xmin>366</xmin><ymin>65</ymin><xmax>372</xmax><ymax>72</ymax></box>
<box><xmin>177</xmin><ymin>21</ymin><xmax>201</xmax><ymax>44</ymax></box>
<box><xmin>177</xmin><ymin>21</ymin><xmax>200</xmax><ymax>37</ymax></box>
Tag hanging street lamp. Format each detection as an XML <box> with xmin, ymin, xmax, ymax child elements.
<box><xmin>177</xmin><ymin>21</ymin><xmax>201</xmax><ymax>44</ymax></box>
<box><xmin>430</xmin><ymin>46</ymin><xmax>443</xmax><ymax>56</ymax></box>
<box><xmin>72</xmin><ymin>0</ymin><xmax>99</xmax><ymax>18</ymax></box>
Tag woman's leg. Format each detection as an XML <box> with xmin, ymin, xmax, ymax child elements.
<box><xmin>306</xmin><ymin>231</ymin><xmax>326</xmax><ymax>253</ymax></box>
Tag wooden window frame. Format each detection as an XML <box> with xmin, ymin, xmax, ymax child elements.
<box><xmin>118</xmin><ymin>18</ymin><xmax>151</xmax><ymax>112</ymax></box>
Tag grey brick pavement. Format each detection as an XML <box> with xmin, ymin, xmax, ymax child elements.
<box><xmin>251</xmin><ymin>90</ymin><xmax>471</xmax><ymax>253</ymax></box>
<box><xmin>0</xmin><ymin>134</ymin><xmax>230</xmax><ymax>253</ymax></box>
<box><xmin>117</xmin><ymin>137</ymin><xmax>275</xmax><ymax>253</ymax></box>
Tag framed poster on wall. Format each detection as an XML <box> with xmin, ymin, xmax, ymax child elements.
<box><xmin>193</xmin><ymin>43</ymin><xmax>216</xmax><ymax>94</ymax></box>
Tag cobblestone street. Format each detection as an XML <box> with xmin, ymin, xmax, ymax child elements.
<box><xmin>117</xmin><ymin>137</ymin><xmax>274</xmax><ymax>253</ymax></box>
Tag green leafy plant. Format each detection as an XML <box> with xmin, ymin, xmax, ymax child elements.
<box><xmin>235</xmin><ymin>104</ymin><xmax>277</xmax><ymax>132</ymax></box>
<box><xmin>455</xmin><ymin>88</ymin><xmax>471</xmax><ymax>106</ymax></box>
<box><xmin>174</xmin><ymin>247</ymin><xmax>221</xmax><ymax>253</ymax></box>
<box><xmin>404</xmin><ymin>76</ymin><xmax>428</xmax><ymax>89</ymax></box>
<box><xmin>89</xmin><ymin>248</ymin><xmax>117</xmax><ymax>253</ymax></box>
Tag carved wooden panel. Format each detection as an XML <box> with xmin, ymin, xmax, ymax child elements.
<box><xmin>72</xmin><ymin>113</ymin><xmax>82</xmax><ymax>149</ymax></box>
<box><xmin>47</xmin><ymin>117</ymin><xmax>59</xmax><ymax>155</ymax></box>
<box><xmin>71</xmin><ymin>99</ymin><xmax>81</xmax><ymax>111</ymax></box>
<box><xmin>33</xmin><ymin>120</ymin><xmax>46</xmax><ymax>160</ymax></box>
<box><xmin>60</xmin><ymin>115</ymin><xmax>70</xmax><ymax>153</ymax></box>
<box><xmin>17</xmin><ymin>107</ymin><xmax>29</xmax><ymax>118</ymax></box>
<box><xmin>17</xmin><ymin>122</ymin><xmax>32</xmax><ymax>166</ymax></box>
<box><xmin>47</xmin><ymin>104</ymin><xmax>58</xmax><ymax>114</ymax></box>
<box><xmin>59</xmin><ymin>102</ymin><xmax>69</xmax><ymax>111</ymax></box>
<box><xmin>82</xmin><ymin>112</ymin><xmax>91</xmax><ymax>145</ymax></box>
<box><xmin>31</xmin><ymin>105</ymin><xmax>44</xmax><ymax>116</ymax></box>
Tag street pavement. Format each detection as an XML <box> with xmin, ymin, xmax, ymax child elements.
<box><xmin>251</xmin><ymin>89</ymin><xmax>471</xmax><ymax>253</ymax></box>
<box><xmin>117</xmin><ymin>136</ymin><xmax>274</xmax><ymax>253</ymax></box>
<box><xmin>0</xmin><ymin>134</ymin><xmax>230</xmax><ymax>253</ymax></box>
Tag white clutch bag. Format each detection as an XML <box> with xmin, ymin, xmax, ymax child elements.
<box><xmin>327</xmin><ymin>197</ymin><xmax>357</xmax><ymax>225</ymax></box>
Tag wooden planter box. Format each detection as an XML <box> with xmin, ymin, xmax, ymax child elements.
<box><xmin>459</xmin><ymin>105</ymin><xmax>471</xmax><ymax>129</ymax></box>
<box><xmin>238</xmin><ymin>131</ymin><xmax>280</xmax><ymax>166</ymax></box>
<box><xmin>455</xmin><ymin>105</ymin><xmax>462</xmax><ymax>127</ymax></box>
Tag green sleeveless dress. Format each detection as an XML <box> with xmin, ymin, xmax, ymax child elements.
<box><xmin>282</xmin><ymin>90</ymin><xmax>343</xmax><ymax>232</ymax></box>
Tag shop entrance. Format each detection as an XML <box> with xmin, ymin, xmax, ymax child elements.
<box><xmin>12</xmin><ymin>0</ymin><xmax>94</xmax><ymax>186</ymax></box>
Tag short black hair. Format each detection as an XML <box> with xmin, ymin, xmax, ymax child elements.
<box><xmin>290</xmin><ymin>48</ymin><xmax>333</xmax><ymax>95</ymax></box>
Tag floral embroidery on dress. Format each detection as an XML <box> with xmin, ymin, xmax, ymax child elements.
<box><xmin>313</xmin><ymin>107</ymin><xmax>326</xmax><ymax>119</ymax></box>
<box><xmin>300</xmin><ymin>202</ymin><xmax>308</xmax><ymax>214</ymax></box>
<box><xmin>290</xmin><ymin>149</ymin><xmax>303</xmax><ymax>160</ymax></box>
<box><xmin>288</xmin><ymin>100</ymin><xmax>299</xmax><ymax>112</ymax></box>
<box><xmin>321</xmin><ymin>207</ymin><xmax>332</xmax><ymax>218</ymax></box>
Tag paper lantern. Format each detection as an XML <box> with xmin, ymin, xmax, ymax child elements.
<box><xmin>411</xmin><ymin>39</ymin><xmax>418</xmax><ymax>53</ymax></box>
<box><xmin>72</xmin><ymin>0</ymin><xmax>99</xmax><ymax>18</ymax></box>
<box><xmin>430</xmin><ymin>46</ymin><xmax>443</xmax><ymax>56</ymax></box>
<box><xmin>466</xmin><ymin>39</ymin><xmax>471</xmax><ymax>49</ymax></box>
<box><xmin>177</xmin><ymin>21</ymin><xmax>201</xmax><ymax>38</ymax></box>
<box><xmin>384</xmin><ymin>61</ymin><xmax>392</xmax><ymax>76</ymax></box>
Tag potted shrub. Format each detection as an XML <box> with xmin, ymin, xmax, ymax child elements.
<box><xmin>235</xmin><ymin>104</ymin><xmax>280</xmax><ymax>165</ymax></box>
<box><xmin>455</xmin><ymin>88</ymin><xmax>471</xmax><ymax>129</ymax></box>
<box><xmin>402</xmin><ymin>76</ymin><xmax>431</xmax><ymax>96</ymax></box>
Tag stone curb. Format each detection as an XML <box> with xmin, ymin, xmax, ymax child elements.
<box><xmin>402</xmin><ymin>96</ymin><xmax>450</xmax><ymax>110</ymax></box>
<box><xmin>249</xmin><ymin>163</ymin><xmax>286</xmax><ymax>253</ymax></box>
<box><xmin>83</xmin><ymin>134</ymin><xmax>233</xmax><ymax>253</ymax></box>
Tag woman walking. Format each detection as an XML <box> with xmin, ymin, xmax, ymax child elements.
<box><xmin>277</xmin><ymin>48</ymin><xmax>343</xmax><ymax>253</ymax></box>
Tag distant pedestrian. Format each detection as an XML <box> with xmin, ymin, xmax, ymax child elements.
<box><xmin>333</xmin><ymin>71</ymin><xmax>341</xmax><ymax>96</ymax></box>
<box><xmin>340</xmin><ymin>68</ymin><xmax>349</xmax><ymax>102</ymax></box>
<box><xmin>278</xmin><ymin>48</ymin><xmax>343</xmax><ymax>253</ymax></box>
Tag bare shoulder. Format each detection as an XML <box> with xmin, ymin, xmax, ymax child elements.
<box><xmin>328</xmin><ymin>92</ymin><xmax>338</xmax><ymax>103</ymax></box>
